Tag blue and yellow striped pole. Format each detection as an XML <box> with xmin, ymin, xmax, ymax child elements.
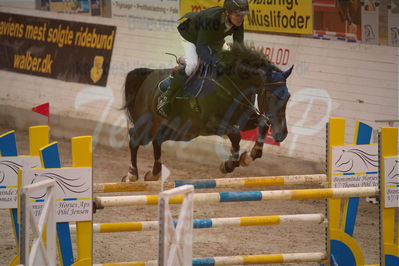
<box><xmin>93</xmin><ymin>174</ymin><xmax>327</xmax><ymax>193</ymax></box>
<box><xmin>70</xmin><ymin>213</ymin><xmax>325</xmax><ymax>233</ymax></box>
<box><xmin>92</xmin><ymin>252</ymin><xmax>327</xmax><ymax>266</ymax></box>
<box><xmin>94</xmin><ymin>187</ymin><xmax>378</xmax><ymax>208</ymax></box>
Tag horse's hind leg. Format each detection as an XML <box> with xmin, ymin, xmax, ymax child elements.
<box><xmin>122</xmin><ymin>129</ymin><xmax>140</xmax><ymax>183</ymax></box>
<box><xmin>144</xmin><ymin>140</ymin><xmax>162</xmax><ymax>181</ymax></box>
<box><xmin>220</xmin><ymin>133</ymin><xmax>241</xmax><ymax>174</ymax></box>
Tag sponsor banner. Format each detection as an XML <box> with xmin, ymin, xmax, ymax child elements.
<box><xmin>91</xmin><ymin>0</ymin><xmax>102</xmax><ymax>16</ymax></box>
<box><xmin>40</xmin><ymin>0</ymin><xmax>50</xmax><ymax>11</ymax></box>
<box><xmin>179</xmin><ymin>0</ymin><xmax>222</xmax><ymax>14</ymax></box>
<box><xmin>313</xmin><ymin>0</ymin><xmax>361</xmax><ymax>41</ymax></box>
<box><xmin>331</xmin><ymin>145</ymin><xmax>378</xmax><ymax>188</ymax></box>
<box><xmin>388</xmin><ymin>1</ymin><xmax>399</xmax><ymax>47</ymax></box>
<box><xmin>23</xmin><ymin>168</ymin><xmax>92</xmax><ymax>222</ymax></box>
<box><xmin>384</xmin><ymin>156</ymin><xmax>399</xmax><ymax>208</ymax></box>
<box><xmin>111</xmin><ymin>0</ymin><xmax>179</xmax><ymax>31</ymax></box>
<box><xmin>180</xmin><ymin>0</ymin><xmax>313</xmax><ymax>34</ymax></box>
<box><xmin>361</xmin><ymin>1</ymin><xmax>379</xmax><ymax>44</ymax></box>
<box><xmin>248</xmin><ymin>43</ymin><xmax>293</xmax><ymax>69</ymax></box>
<box><xmin>0</xmin><ymin>156</ymin><xmax>41</xmax><ymax>209</ymax></box>
<box><xmin>50</xmin><ymin>0</ymin><xmax>91</xmax><ymax>15</ymax></box>
<box><xmin>246</xmin><ymin>0</ymin><xmax>313</xmax><ymax>34</ymax></box>
<box><xmin>0</xmin><ymin>12</ymin><xmax>116</xmax><ymax>86</ymax></box>
<box><xmin>244</xmin><ymin>33</ymin><xmax>297</xmax><ymax>70</ymax></box>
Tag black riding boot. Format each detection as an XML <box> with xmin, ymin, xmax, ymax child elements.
<box><xmin>157</xmin><ymin>70</ymin><xmax>187</xmax><ymax>118</ymax></box>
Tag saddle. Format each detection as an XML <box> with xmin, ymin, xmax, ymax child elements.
<box><xmin>158</xmin><ymin>61</ymin><xmax>218</xmax><ymax>99</ymax></box>
<box><xmin>157</xmin><ymin>59</ymin><xmax>219</xmax><ymax>115</ymax></box>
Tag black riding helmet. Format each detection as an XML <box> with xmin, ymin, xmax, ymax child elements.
<box><xmin>224</xmin><ymin>0</ymin><xmax>250</xmax><ymax>15</ymax></box>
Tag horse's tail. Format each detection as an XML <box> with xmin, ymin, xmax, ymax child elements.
<box><xmin>122</xmin><ymin>68</ymin><xmax>154</xmax><ymax>122</ymax></box>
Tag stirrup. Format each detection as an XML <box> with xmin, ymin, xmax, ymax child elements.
<box><xmin>157</xmin><ymin>98</ymin><xmax>169</xmax><ymax>118</ymax></box>
<box><xmin>157</xmin><ymin>106</ymin><xmax>168</xmax><ymax>118</ymax></box>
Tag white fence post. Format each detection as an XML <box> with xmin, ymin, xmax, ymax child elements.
<box><xmin>159</xmin><ymin>185</ymin><xmax>194</xmax><ymax>266</ymax></box>
<box><xmin>19</xmin><ymin>179</ymin><xmax>57</xmax><ymax>266</ymax></box>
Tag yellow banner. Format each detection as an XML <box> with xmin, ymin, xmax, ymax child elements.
<box><xmin>180</xmin><ymin>0</ymin><xmax>313</xmax><ymax>34</ymax></box>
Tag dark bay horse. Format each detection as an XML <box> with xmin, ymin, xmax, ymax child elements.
<box><xmin>122</xmin><ymin>44</ymin><xmax>292</xmax><ymax>182</ymax></box>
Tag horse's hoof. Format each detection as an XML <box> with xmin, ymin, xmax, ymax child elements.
<box><xmin>219</xmin><ymin>161</ymin><xmax>236</xmax><ymax>174</ymax></box>
<box><xmin>219</xmin><ymin>162</ymin><xmax>228</xmax><ymax>174</ymax></box>
<box><xmin>122</xmin><ymin>173</ymin><xmax>138</xmax><ymax>183</ymax></box>
<box><xmin>239</xmin><ymin>151</ymin><xmax>253</xmax><ymax>167</ymax></box>
<box><xmin>144</xmin><ymin>171</ymin><xmax>161</xmax><ymax>181</ymax></box>
<box><xmin>122</xmin><ymin>166</ymin><xmax>139</xmax><ymax>183</ymax></box>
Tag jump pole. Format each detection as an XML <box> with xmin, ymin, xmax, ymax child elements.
<box><xmin>93</xmin><ymin>174</ymin><xmax>327</xmax><ymax>193</ymax></box>
<box><xmin>91</xmin><ymin>117</ymin><xmax>380</xmax><ymax>265</ymax></box>
<box><xmin>94</xmin><ymin>187</ymin><xmax>378</xmax><ymax>208</ymax></box>
<box><xmin>69</xmin><ymin>213</ymin><xmax>326</xmax><ymax>233</ymax></box>
<box><xmin>93</xmin><ymin>252</ymin><xmax>327</xmax><ymax>266</ymax></box>
<box><xmin>71</xmin><ymin>118</ymin><xmax>395</xmax><ymax>265</ymax></box>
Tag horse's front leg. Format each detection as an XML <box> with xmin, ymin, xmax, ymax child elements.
<box><xmin>239</xmin><ymin>123</ymin><xmax>269</xmax><ymax>167</ymax></box>
<box><xmin>251</xmin><ymin>123</ymin><xmax>269</xmax><ymax>161</ymax></box>
<box><xmin>220</xmin><ymin>133</ymin><xmax>241</xmax><ymax>174</ymax></box>
<box><xmin>144</xmin><ymin>140</ymin><xmax>163</xmax><ymax>181</ymax></box>
<box><xmin>122</xmin><ymin>129</ymin><xmax>140</xmax><ymax>182</ymax></box>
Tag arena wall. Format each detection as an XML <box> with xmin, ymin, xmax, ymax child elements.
<box><xmin>0</xmin><ymin>4</ymin><xmax>398</xmax><ymax>166</ymax></box>
<box><xmin>0</xmin><ymin>0</ymin><xmax>36</xmax><ymax>10</ymax></box>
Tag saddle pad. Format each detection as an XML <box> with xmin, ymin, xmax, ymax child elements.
<box><xmin>158</xmin><ymin>76</ymin><xmax>172</xmax><ymax>93</ymax></box>
<box><xmin>178</xmin><ymin>64</ymin><xmax>217</xmax><ymax>99</ymax></box>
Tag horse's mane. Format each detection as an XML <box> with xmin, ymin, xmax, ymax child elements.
<box><xmin>219</xmin><ymin>43</ymin><xmax>281</xmax><ymax>72</ymax></box>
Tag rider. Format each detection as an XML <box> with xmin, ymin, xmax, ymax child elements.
<box><xmin>157</xmin><ymin>0</ymin><xmax>250</xmax><ymax>117</ymax></box>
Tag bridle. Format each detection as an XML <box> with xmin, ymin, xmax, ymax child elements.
<box><xmin>207</xmin><ymin>73</ymin><xmax>284</xmax><ymax>128</ymax></box>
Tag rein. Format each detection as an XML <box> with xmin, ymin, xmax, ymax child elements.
<box><xmin>207</xmin><ymin>75</ymin><xmax>261</xmax><ymax>115</ymax></box>
<box><xmin>206</xmin><ymin>75</ymin><xmax>273</xmax><ymax>127</ymax></box>
<box><xmin>198</xmin><ymin>58</ymin><xmax>287</xmax><ymax>128</ymax></box>
<box><xmin>264</xmin><ymin>81</ymin><xmax>286</xmax><ymax>86</ymax></box>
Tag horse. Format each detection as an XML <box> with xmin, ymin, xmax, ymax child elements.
<box><xmin>122</xmin><ymin>44</ymin><xmax>292</xmax><ymax>182</ymax></box>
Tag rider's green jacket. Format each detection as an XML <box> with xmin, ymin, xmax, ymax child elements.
<box><xmin>177</xmin><ymin>6</ymin><xmax>244</xmax><ymax>63</ymax></box>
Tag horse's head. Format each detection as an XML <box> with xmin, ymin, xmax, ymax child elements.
<box><xmin>258</xmin><ymin>66</ymin><xmax>292</xmax><ymax>142</ymax></box>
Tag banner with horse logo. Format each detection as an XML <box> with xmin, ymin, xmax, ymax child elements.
<box><xmin>361</xmin><ymin>1</ymin><xmax>379</xmax><ymax>44</ymax></box>
<box><xmin>0</xmin><ymin>157</ymin><xmax>41</xmax><ymax>209</ymax></box>
<box><xmin>388</xmin><ymin>0</ymin><xmax>399</xmax><ymax>47</ymax></box>
<box><xmin>384</xmin><ymin>156</ymin><xmax>399</xmax><ymax>208</ymax></box>
<box><xmin>332</xmin><ymin>144</ymin><xmax>378</xmax><ymax>188</ymax></box>
<box><xmin>22</xmin><ymin>167</ymin><xmax>92</xmax><ymax>222</ymax></box>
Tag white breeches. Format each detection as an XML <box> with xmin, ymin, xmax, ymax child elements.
<box><xmin>180</xmin><ymin>37</ymin><xmax>198</xmax><ymax>76</ymax></box>
<box><xmin>180</xmin><ymin>37</ymin><xmax>230</xmax><ymax>76</ymax></box>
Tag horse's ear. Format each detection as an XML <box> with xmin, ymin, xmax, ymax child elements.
<box><xmin>283</xmin><ymin>65</ymin><xmax>294</xmax><ymax>79</ymax></box>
